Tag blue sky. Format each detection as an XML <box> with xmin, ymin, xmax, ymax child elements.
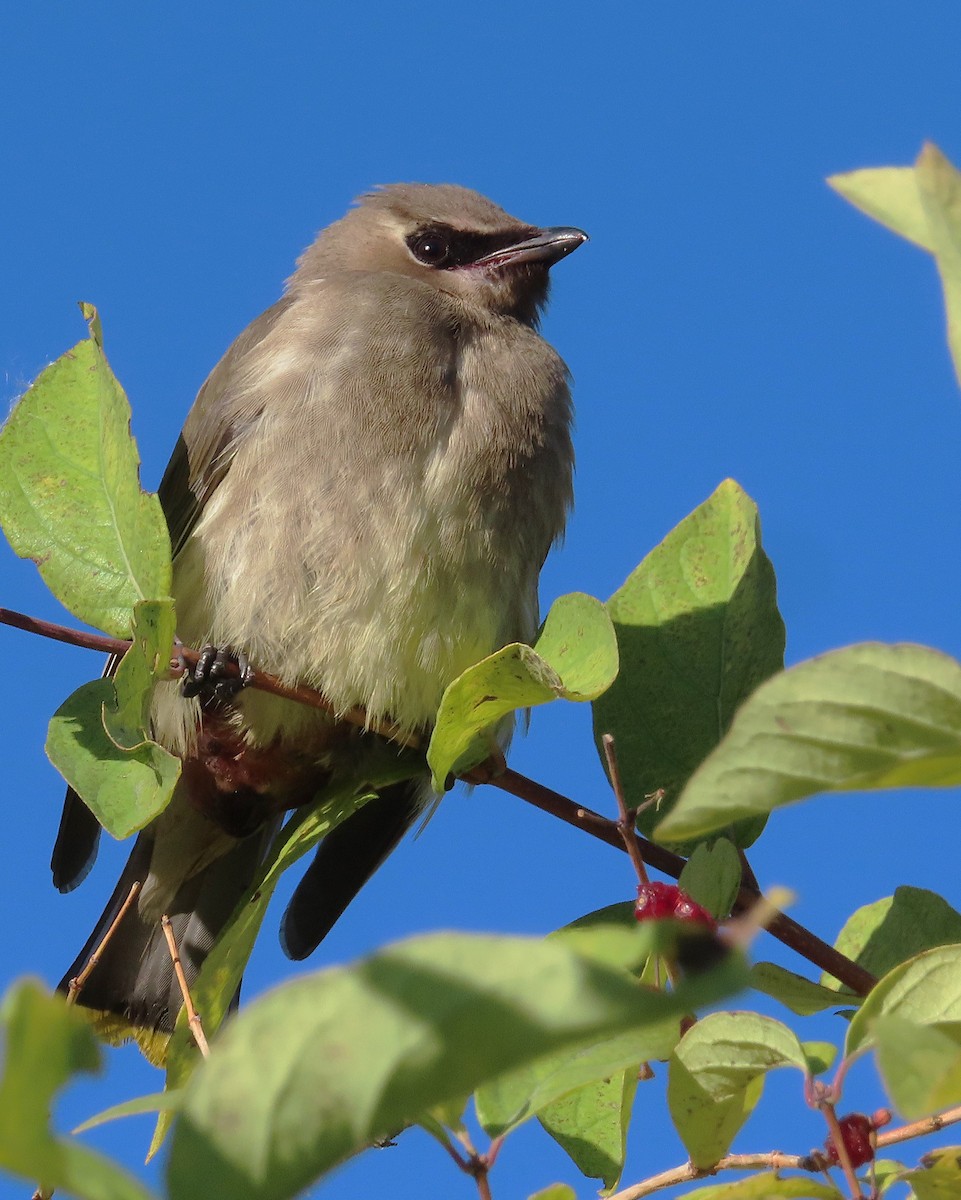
<box><xmin>3</xmin><ymin>4</ymin><xmax>961</xmax><ymax>1197</ymax></box>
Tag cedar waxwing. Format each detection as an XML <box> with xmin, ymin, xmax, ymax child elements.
<box><xmin>51</xmin><ymin>183</ymin><xmax>586</xmax><ymax>1059</ymax></box>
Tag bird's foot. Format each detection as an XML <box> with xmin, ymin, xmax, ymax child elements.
<box><xmin>181</xmin><ymin>644</ymin><xmax>255</xmax><ymax>705</ymax></box>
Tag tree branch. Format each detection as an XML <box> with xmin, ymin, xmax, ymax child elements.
<box><xmin>606</xmin><ymin>1151</ymin><xmax>808</xmax><ymax>1200</ymax></box>
<box><xmin>493</xmin><ymin>767</ymin><xmax>877</xmax><ymax>995</ymax></box>
<box><xmin>876</xmin><ymin>1100</ymin><xmax>961</xmax><ymax>1149</ymax></box>
<box><xmin>1</xmin><ymin>605</ymin><xmax>878</xmax><ymax>996</ymax></box>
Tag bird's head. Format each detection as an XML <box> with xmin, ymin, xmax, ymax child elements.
<box><xmin>293</xmin><ymin>183</ymin><xmax>587</xmax><ymax>326</ymax></box>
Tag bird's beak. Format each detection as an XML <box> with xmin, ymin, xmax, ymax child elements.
<box><xmin>473</xmin><ymin>226</ymin><xmax>589</xmax><ymax>270</ymax></box>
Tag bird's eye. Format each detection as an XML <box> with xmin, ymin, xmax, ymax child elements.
<box><xmin>409</xmin><ymin>230</ymin><xmax>452</xmax><ymax>267</ymax></box>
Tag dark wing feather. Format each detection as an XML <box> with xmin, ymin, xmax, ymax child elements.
<box><xmin>51</xmin><ymin>789</ymin><xmax>101</xmax><ymax>892</ymax></box>
<box><xmin>279</xmin><ymin>782</ymin><xmax>424</xmax><ymax>960</ymax></box>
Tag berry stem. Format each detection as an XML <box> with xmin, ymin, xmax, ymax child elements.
<box><xmin>820</xmin><ymin>1103</ymin><xmax>866</xmax><ymax>1199</ymax></box>
<box><xmin>601</xmin><ymin>732</ymin><xmax>650</xmax><ymax>885</ymax></box>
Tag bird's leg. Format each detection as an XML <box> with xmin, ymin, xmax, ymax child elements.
<box><xmin>181</xmin><ymin>643</ymin><xmax>255</xmax><ymax>704</ymax></box>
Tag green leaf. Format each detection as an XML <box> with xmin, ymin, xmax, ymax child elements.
<box><xmin>46</xmin><ymin>600</ymin><xmax>180</xmax><ymax>839</ymax></box>
<box><xmin>476</xmin><ymin>1024</ymin><xmax>678</xmax><ymax>1138</ymax></box>
<box><xmin>528</xmin><ymin>1187</ymin><xmax>578</xmax><ymax>1200</ymax></box>
<box><xmin>0</xmin><ymin>305</ymin><xmax>172</xmax><ymax>637</ymax></box>
<box><xmin>915</xmin><ymin>143</ymin><xmax>961</xmax><ymax>389</ymax></box>
<box><xmin>593</xmin><ymin>479</ymin><xmax>784</xmax><ymax>848</ymax></box>
<box><xmin>750</xmin><ymin>962</ymin><xmax>856</xmax><ymax>1016</ymax></box>
<box><xmin>103</xmin><ymin>599</ymin><xmax>176</xmax><ymax>749</ymax></box>
<box><xmin>684</xmin><ymin>1175</ymin><xmax>843</xmax><ymax>1199</ymax></box>
<box><xmin>427</xmin><ymin>591</ymin><xmax>617</xmax><ymax>787</ymax></box>
<box><xmin>533</xmin><ymin>593</ymin><xmax>619</xmax><ymax>699</ymax></box>
<box><xmin>423</xmin><ymin>1093</ymin><xmax>469</xmax><ymax>1132</ymax></box>
<box><xmin>678</xmin><ymin>838</ymin><xmax>742</xmax><ymax>919</ymax></box>
<box><xmin>898</xmin><ymin>1146</ymin><xmax>961</xmax><ymax>1199</ymax></box>
<box><xmin>846</xmin><ymin>944</ymin><xmax>961</xmax><ymax>1057</ymax></box>
<box><xmin>822</xmin><ymin>886</ymin><xmax>961</xmax><ymax>991</ymax></box>
<box><xmin>167</xmin><ymin>934</ymin><xmax>746</xmax><ymax>1200</ymax></box>
<box><xmin>874</xmin><ymin>1015</ymin><xmax>961</xmax><ymax>1117</ymax></box>
<box><xmin>828</xmin><ymin>165</ymin><xmax>933</xmax><ymax>250</ymax></box>
<box><xmin>470</xmin><ymin>915</ymin><xmax>742</xmax><ymax>1136</ymax></box>
<box><xmin>153</xmin><ymin>747</ymin><xmax>423</xmax><ymax>1153</ymax></box>
<box><xmin>872</xmin><ymin>1159</ymin><xmax>908</xmax><ymax>1195</ymax></box>
<box><xmin>799</xmin><ymin>1041</ymin><xmax>837</xmax><ymax>1076</ymax></box>
<box><xmin>655</xmin><ymin>643</ymin><xmax>961</xmax><ymax>843</ymax></box>
<box><xmin>471</xmin><ymin>907</ymin><xmax>744</xmax><ymax>1141</ymax></box>
<box><xmin>72</xmin><ymin>1091</ymin><xmax>183</xmax><ymax>1134</ymax></box>
<box><xmin>668</xmin><ymin>1011</ymin><xmax>810</xmax><ymax>1168</ymax></box>
<box><xmin>537</xmin><ymin>1068</ymin><xmax>638</xmax><ymax>1193</ymax></box>
<box><xmin>0</xmin><ymin>979</ymin><xmax>157</xmax><ymax>1200</ymax></box>
<box><xmin>547</xmin><ymin>902</ymin><xmax>655</xmax><ymax>974</ymax></box>
<box><xmin>830</xmin><ymin>144</ymin><xmax>961</xmax><ymax>395</ymax></box>
<box><xmin>46</xmin><ymin>683</ymin><xmax>179</xmax><ymax>841</ymax></box>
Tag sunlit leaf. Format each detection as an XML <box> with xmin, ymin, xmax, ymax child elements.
<box><xmin>167</xmin><ymin>934</ymin><xmax>745</xmax><ymax>1200</ymax></box>
<box><xmin>915</xmin><ymin>143</ymin><xmax>961</xmax><ymax>389</ymax></box>
<box><xmin>427</xmin><ymin>592</ymin><xmax>617</xmax><ymax>787</ymax></box>
<box><xmin>0</xmin><ymin>304</ymin><xmax>171</xmax><ymax>636</ymax></box>
<box><xmin>593</xmin><ymin>479</ymin><xmax>783</xmax><ymax>848</ymax></box>
<box><xmin>828</xmin><ymin>165</ymin><xmax>932</xmax><ymax>250</ymax></box>
<box><xmin>656</xmin><ymin>643</ymin><xmax>961</xmax><ymax>843</ymax></box>
<box><xmin>751</xmin><ymin>962</ymin><xmax>856</xmax><ymax>1016</ymax></box>
<box><xmin>822</xmin><ymin>886</ymin><xmax>961</xmax><ymax>991</ymax></box>
<box><xmin>846</xmin><ymin>944</ymin><xmax>961</xmax><ymax>1057</ymax></box>
<box><xmin>874</xmin><ymin>1015</ymin><xmax>961</xmax><ymax>1117</ymax></box>
<box><xmin>668</xmin><ymin>1011</ymin><xmax>809</xmax><ymax>1167</ymax></box>
<box><xmin>537</xmin><ymin>1067</ymin><xmax>639</xmax><ymax>1193</ymax></box>
<box><xmin>898</xmin><ymin>1145</ymin><xmax>961</xmax><ymax>1199</ymax></box>
<box><xmin>72</xmin><ymin>1091</ymin><xmax>183</xmax><ymax>1135</ymax></box>
<box><xmin>46</xmin><ymin>600</ymin><xmax>180</xmax><ymax>838</ymax></box>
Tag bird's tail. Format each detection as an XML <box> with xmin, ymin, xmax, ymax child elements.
<box><xmin>279</xmin><ymin>778</ymin><xmax>426</xmax><ymax>960</ymax></box>
<box><xmin>57</xmin><ymin>829</ymin><xmax>266</xmax><ymax>1065</ymax></box>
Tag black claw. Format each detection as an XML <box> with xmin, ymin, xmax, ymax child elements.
<box><xmin>237</xmin><ymin>651</ymin><xmax>254</xmax><ymax>687</ymax></box>
<box><xmin>181</xmin><ymin>644</ymin><xmax>254</xmax><ymax>703</ymax></box>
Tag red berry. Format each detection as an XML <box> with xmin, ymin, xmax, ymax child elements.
<box><xmin>634</xmin><ymin>882</ymin><xmax>716</xmax><ymax>929</ymax></box>
<box><xmin>673</xmin><ymin>893</ymin><xmax>717</xmax><ymax>930</ymax></box>
<box><xmin>825</xmin><ymin>1113</ymin><xmax>874</xmax><ymax>1168</ymax></box>
<box><xmin>635</xmin><ymin>881</ymin><xmax>681</xmax><ymax>921</ymax></box>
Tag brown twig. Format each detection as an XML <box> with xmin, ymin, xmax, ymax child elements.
<box><xmin>820</xmin><ymin>1102</ymin><xmax>865</xmax><ymax>1199</ymax></box>
<box><xmin>470</xmin><ymin>1164</ymin><xmax>493</xmax><ymax>1200</ymax></box>
<box><xmin>876</xmin><ymin>1101</ymin><xmax>961</xmax><ymax>1149</ymax></box>
<box><xmin>451</xmin><ymin>1130</ymin><xmax>496</xmax><ymax>1200</ymax></box>
<box><xmin>602</xmin><ymin>732</ymin><xmax>650</xmax><ymax>885</ymax></box>
<box><xmin>182</xmin><ymin>654</ymin><xmax>419</xmax><ymax>750</ymax></box>
<box><xmin>2</xmin><ymin>605</ymin><xmax>878</xmax><ymax>996</ymax></box>
<box><xmin>606</xmin><ymin>1151</ymin><xmax>806</xmax><ymax>1200</ymax></box>
<box><xmin>492</xmin><ymin>767</ymin><xmax>878</xmax><ymax>996</ymax></box>
<box><xmin>161</xmin><ymin>915</ymin><xmax>209</xmax><ymax>1058</ymax></box>
<box><xmin>0</xmin><ymin>607</ymin><xmax>131</xmax><ymax>657</ymax></box>
<box><xmin>65</xmin><ymin>882</ymin><xmax>141</xmax><ymax>1006</ymax></box>
<box><xmin>0</xmin><ymin>606</ymin><xmax>418</xmax><ymax>749</ymax></box>
<box><xmin>603</xmin><ymin>1105</ymin><xmax>961</xmax><ymax>1200</ymax></box>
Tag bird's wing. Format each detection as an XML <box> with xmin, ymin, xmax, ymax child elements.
<box><xmin>52</xmin><ymin>293</ymin><xmax>298</xmax><ymax>892</ymax></box>
<box><xmin>160</xmin><ymin>293</ymin><xmax>298</xmax><ymax>557</ymax></box>
<box><xmin>279</xmin><ymin>781</ymin><xmax>426</xmax><ymax>960</ymax></box>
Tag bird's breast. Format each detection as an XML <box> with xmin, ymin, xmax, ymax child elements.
<box><xmin>164</xmin><ymin>308</ymin><xmax>572</xmax><ymax>748</ymax></box>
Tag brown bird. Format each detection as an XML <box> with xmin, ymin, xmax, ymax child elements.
<box><xmin>52</xmin><ymin>183</ymin><xmax>586</xmax><ymax>1059</ymax></box>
